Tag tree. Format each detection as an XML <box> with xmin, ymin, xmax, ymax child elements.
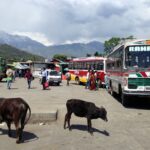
<box><xmin>53</xmin><ymin>54</ymin><xmax>67</xmax><ymax>61</ymax></box>
<box><xmin>104</xmin><ymin>37</ymin><xmax>120</xmax><ymax>55</ymax></box>
<box><xmin>86</xmin><ymin>53</ymin><xmax>91</xmax><ymax>57</ymax></box>
<box><xmin>94</xmin><ymin>51</ymin><xmax>99</xmax><ymax>56</ymax></box>
<box><xmin>104</xmin><ymin>35</ymin><xmax>135</xmax><ymax>55</ymax></box>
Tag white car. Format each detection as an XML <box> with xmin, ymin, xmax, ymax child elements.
<box><xmin>47</xmin><ymin>70</ymin><xmax>62</xmax><ymax>86</ymax></box>
<box><xmin>33</xmin><ymin>70</ymin><xmax>42</xmax><ymax>78</ymax></box>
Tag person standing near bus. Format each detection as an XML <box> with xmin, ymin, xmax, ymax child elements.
<box><xmin>104</xmin><ymin>74</ymin><xmax>109</xmax><ymax>91</ymax></box>
<box><xmin>94</xmin><ymin>71</ymin><xmax>99</xmax><ymax>90</ymax></box>
<box><xmin>41</xmin><ymin>67</ymin><xmax>47</xmax><ymax>90</ymax></box>
<box><xmin>89</xmin><ymin>70</ymin><xmax>96</xmax><ymax>90</ymax></box>
<box><xmin>65</xmin><ymin>71</ymin><xmax>71</xmax><ymax>86</ymax></box>
<box><xmin>6</xmin><ymin>66</ymin><xmax>13</xmax><ymax>89</ymax></box>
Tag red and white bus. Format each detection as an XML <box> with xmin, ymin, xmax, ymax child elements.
<box><xmin>68</xmin><ymin>57</ymin><xmax>106</xmax><ymax>86</ymax></box>
<box><xmin>106</xmin><ymin>39</ymin><xmax>150</xmax><ymax>106</ymax></box>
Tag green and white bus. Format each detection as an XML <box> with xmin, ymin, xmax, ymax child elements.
<box><xmin>106</xmin><ymin>39</ymin><xmax>150</xmax><ymax>106</ymax></box>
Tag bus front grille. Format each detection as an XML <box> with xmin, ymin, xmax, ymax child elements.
<box><xmin>128</xmin><ymin>78</ymin><xmax>150</xmax><ymax>89</ymax></box>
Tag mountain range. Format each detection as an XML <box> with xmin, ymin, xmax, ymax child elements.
<box><xmin>0</xmin><ymin>44</ymin><xmax>44</xmax><ymax>62</ymax></box>
<box><xmin>0</xmin><ymin>31</ymin><xmax>104</xmax><ymax>58</ymax></box>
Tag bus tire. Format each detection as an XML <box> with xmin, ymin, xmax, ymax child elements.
<box><xmin>110</xmin><ymin>88</ymin><xmax>115</xmax><ymax>97</ymax></box>
<box><xmin>75</xmin><ymin>77</ymin><xmax>80</xmax><ymax>85</ymax></box>
<box><xmin>121</xmin><ymin>94</ymin><xmax>127</xmax><ymax>106</ymax></box>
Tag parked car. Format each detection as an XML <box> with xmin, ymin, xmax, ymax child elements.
<box><xmin>47</xmin><ymin>70</ymin><xmax>62</xmax><ymax>86</ymax></box>
<box><xmin>33</xmin><ymin>70</ymin><xmax>42</xmax><ymax>78</ymax></box>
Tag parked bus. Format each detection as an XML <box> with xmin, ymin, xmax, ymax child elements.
<box><xmin>106</xmin><ymin>39</ymin><xmax>150</xmax><ymax>106</ymax></box>
<box><xmin>68</xmin><ymin>57</ymin><xmax>106</xmax><ymax>87</ymax></box>
<box><xmin>0</xmin><ymin>57</ymin><xmax>6</xmax><ymax>81</ymax></box>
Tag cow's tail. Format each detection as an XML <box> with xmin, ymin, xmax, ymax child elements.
<box><xmin>24</xmin><ymin>104</ymin><xmax>31</xmax><ymax>125</ymax></box>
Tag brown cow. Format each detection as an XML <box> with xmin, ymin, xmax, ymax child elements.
<box><xmin>0</xmin><ymin>97</ymin><xmax>31</xmax><ymax>143</ymax></box>
<box><xmin>64</xmin><ymin>99</ymin><xmax>108</xmax><ymax>134</ymax></box>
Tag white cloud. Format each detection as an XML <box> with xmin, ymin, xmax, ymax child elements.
<box><xmin>0</xmin><ymin>0</ymin><xmax>150</xmax><ymax>44</ymax></box>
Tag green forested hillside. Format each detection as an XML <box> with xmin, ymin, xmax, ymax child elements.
<box><xmin>0</xmin><ymin>44</ymin><xmax>44</xmax><ymax>62</ymax></box>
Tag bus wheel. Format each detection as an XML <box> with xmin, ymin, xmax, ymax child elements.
<box><xmin>75</xmin><ymin>77</ymin><xmax>80</xmax><ymax>85</ymax></box>
<box><xmin>121</xmin><ymin>94</ymin><xmax>127</xmax><ymax>106</ymax></box>
<box><xmin>110</xmin><ymin>87</ymin><xmax>115</xmax><ymax>97</ymax></box>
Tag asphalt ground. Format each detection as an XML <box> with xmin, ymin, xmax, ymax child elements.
<box><xmin>0</xmin><ymin>78</ymin><xmax>150</xmax><ymax>150</ymax></box>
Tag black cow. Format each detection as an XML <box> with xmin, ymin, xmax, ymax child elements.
<box><xmin>0</xmin><ymin>97</ymin><xmax>31</xmax><ymax>143</ymax></box>
<box><xmin>64</xmin><ymin>99</ymin><xmax>108</xmax><ymax>134</ymax></box>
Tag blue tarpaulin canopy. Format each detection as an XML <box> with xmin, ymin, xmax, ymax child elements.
<box><xmin>15</xmin><ymin>63</ymin><xmax>29</xmax><ymax>69</ymax></box>
<box><xmin>7</xmin><ymin>63</ymin><xmax>30</xmax><ymax>69</ymax></box>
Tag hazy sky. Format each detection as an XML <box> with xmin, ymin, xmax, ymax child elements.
<box><xmin>1</xmin><ymin>0</ymin><xmax>150</xmax><ymax>45</ymax></box>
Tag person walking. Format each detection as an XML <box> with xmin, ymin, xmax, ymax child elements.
<box><xmin>25</xmin><ymin>69</ymin><xmax>33</xmax><ymax>89</ymax></box>
<box><xmin>105</xmin><ymin>74</ymin><xmax>109</xmax><ymax>91</ymax></box>
<box><xmin>65</xmin><ymin>71</ymin><xmax>71</xmax><ymax>86</ymax></box>
<box><xmin>41</xmin><ymin>67</ymin><xmax>48</xmax><ymax>90</ymax></box>
<box><xmin>6</xmin><ymin>67</ymin><xmax>13</xmax><ymax>89</ymax></box>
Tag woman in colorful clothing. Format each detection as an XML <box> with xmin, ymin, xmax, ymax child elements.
<box><xmin>89</xmin><ymin>70</ymin><xmax>96</xmax><ymax>90</ymax></box>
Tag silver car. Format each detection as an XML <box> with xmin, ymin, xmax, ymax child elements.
<box><xmin>47</xmin><ymin>70</ymin><xmax>62</xmax><ymax>86</ymax></box>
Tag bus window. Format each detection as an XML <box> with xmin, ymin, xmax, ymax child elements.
<box><xmin>135</xmin><ymin>56</ymin><xmax>138</xmax><ymax>63</ymax></box>
<box><xmin>147</xmin><ymin>56</ymin><xmax>149</xmax><ymax>62</ymax></box>
<box><xmin>97</xmin><ymin>63</ymin><xmax>103</xmax><ymax>70</ymax></box>
<box><xmin>74</xmin><ymin>63</ymin><xmax>77</xmax><ymax>69</ymax></box>
<box><xmin>94</xmin><ymin>62</ymin><xmax>98</xmax><ymax>70</ymax></box>
<box><xmin>78</xmin><ymin>62</ymin><xmax>81</xmax><ymax>69</ymax></box>
<box><xmin>83</xmin><ymin>62</ymin><xmax>86</xmax><ymax>69</ymax></box>
<box><xmin>93</xmin><ymin>64</ymin><xmax>96</xmax><ymax>70</ymax></box>
<box><xmin>147</xmin><ymin>46</ymin><xmax>150</xmax><ymax>51</ymax></box>
<box><xmin>125</xmin><ymin>46</ymin><xmax>150</xmax><ymax>68</ymax></box>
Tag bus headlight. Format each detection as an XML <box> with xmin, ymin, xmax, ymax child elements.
<box><xmin>123</xmin><ymin>78</ymin><xmax>128</xmax><ymax>86</ymax></box>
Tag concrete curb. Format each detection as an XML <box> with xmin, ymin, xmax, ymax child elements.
<box><xmin>28</xmin><ymin>109</ymin><xmax>58</xmax><ymax>124</ymax></box>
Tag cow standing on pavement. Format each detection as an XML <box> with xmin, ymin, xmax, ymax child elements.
<box><xmin>64</xmin><ymin>99</ymin><xmax>108</xmax><ymax>134</ymax></box>
<box><xmin>0</xmin><ymin>97</ymin><xmax>31</xmax><ymax>143</ymax></box>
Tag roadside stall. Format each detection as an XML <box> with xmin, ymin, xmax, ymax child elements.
<box><xmin>14</xmin><ymin>63</ymin><xmax>30</xmax><ymax>77</ymax></box>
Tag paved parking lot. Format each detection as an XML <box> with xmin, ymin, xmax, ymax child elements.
<box><xmin>0</xmin><ymin>78</ymin><xmax>150</xmax><ymax>150</ymax></box>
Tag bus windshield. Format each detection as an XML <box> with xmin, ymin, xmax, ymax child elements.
<box><xmin>125</xmin><ymin>46</ymin><xmax>150</xmax><ymax>68</ymax></box>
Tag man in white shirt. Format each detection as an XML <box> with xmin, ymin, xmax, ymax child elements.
<box><xmin>41</xmin><ymin>67</ymin><xmax>47</xmax><ymax>90</ymax></box>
